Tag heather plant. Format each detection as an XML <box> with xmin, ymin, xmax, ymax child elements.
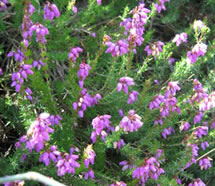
<box><xmin>0</xmin><ymin>0</ymin><xmax>215</xmax><ymax>186</ymax></box>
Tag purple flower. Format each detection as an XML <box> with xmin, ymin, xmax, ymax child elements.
<box><xmin>200</xmin><ymin>141</ymin><xmax>209</xmax><ymax>151</ymax></box>
<box><xmin>127</xmin><ymin>90</ymin><xmax>139</xmax><ymax>104</ymax></box>
<box><xmin>56</xmin><ymin>148</ymin><xmax>80</xmax><ymax>176</ymax></box>
<box><xmin>132</xmin><ymin>156</ymin><xmax>165</xmax><ymax>184</ymax></box>
<box><xmin>97</xmin><ymin>0</ymin><xmax>102</xmax><ymax>5</ymax></box>
<box><xmin>83</xmin><ymin>145</ymin><xmax>96</xmax><ymax>168</ymax></box>
<box><xmin>113</xmin><ymin>139</ymin><xmax>125</xmax><ymax>150</ymax></box>
<box><xmin>33</xmin><ymin>60</ymin><xmax>45</xmax><ymax>70</ymax></box>
<box><xmin>168</xmin><ymin>57</ymin><xmax>175</xmax><ymax>65</ymax></box>
<box><xmin>44</xmin><ymin>1</ymin><xmax>60</xmax><ymax>21</ymax></box>
<box><xmin>172</xmin><ymin>32</ymin><xmax>187</xmax><ymax>46</ymax></box>
<box><xmin>25</xmin><ymin>88</ymin><xmax>32</xmax><ymax>100</ymax></box>
<box><xmin>193</xmin><ymin>20</ymin><xmax>206</xmax><ymax>32</ymax></box>
<box><xmin>154</xmin><ymin>0</ymin><xmax>170</xmax><ymax>13</ymax></box>
<box><xmin>105</xmin><ymin>40</ymin><xmax>129</xmax><ymax>57</ymax></box>
<box><xmin>188</xmin><ymin>178</ymin><xmax>206</xmax><ymax>186</ymax></box>
<box><xmin>193</xmin><ymin>112</ymin><xmax>204</xmax><ymax>124</ymax></box>
<box><xmin>29</xmin><ymin>23</ymin><xmax>49</xmax><ymax>44</ymax></box>
<box><xmin>117</xmin><ymin>77</ymin><xmax>135</xmax><ymax>94</ymax></box>
<box><xmin>91</xmin><ymin>115</ymin><xmax>112</xmax><ymax>143</ymax></box>
<box><xmin>161</xmin><ymin>127</ymin><xmax>175</xmax><ymax>139</ymax></box>
<box><xmin>199</xmin><ymin>157</ymin><xmax>212</xmax><ymax>170</ymax></box>
<box><xmin>165</xmin><ymin>81</ymin><xmax>180</xmax><ymax>97</ymax></box>
<box><xmin>0</xmin><ymin>0</ymin><xmax>9</xmax><ymax>11</ymax></box>
<box><xmin>194</xmin><ymin>126</ymin><xmax>208</xmax><ymax>139</ymax></box>
<box><xmin>187</xmin><ymin>43</ymin><xmax>207</xmax><ymax>64</ymax></box>
<box><xmin>68</xmin><ymin>47</ymin><xmax>83</xmax><ymax>62</ymax></box>
<box><xmin>77</xmin><ymin>62</ymin><xmax>91</xmax><ymax>88</ymax></box>
<box><xmin>72</xmin><ymin>6</ymin><xmax>77</xmax><ymax>13</ymax></box>
<box><xmin>4</xmin><ymin>180</ymin><xmax>24</xmax><ymax>186</ymax></box>
<box><xmin>144</xmin><ymin>41</ymin><xmax>164</xmax><ymax>58</ymax></box>
<box><xmin>120</xmin><ymin>110</ymin><xmax>143</xmax><ymax>132</ymax></box>
<box><xmin>149</xmin><ymin>94</ymin><xmax>164</xmax><ymax>110</ymax></box>
<box><xmin>180</xmin><ymin>122</ymin><xmax>191</xmax><ymax>131</ymax></box>
<box><xmin>84</xmin><ymin>169</ymin><xmax>94</xmax><ymax>180</ymax></box>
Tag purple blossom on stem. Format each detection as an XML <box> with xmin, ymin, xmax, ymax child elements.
<box><xmin>172</xmin><ymin>32</ymin><xmax>187</xmax><ymax>46</ymax></box>
<box><xmin>188</xmin><ymin>178</ymin><xmax>206</xmax><ymax>186</ymax></box>
<box><xmin>68</xmin><ymin>47</ymin><xmax>83</xmax><ymax>62</ymax></box>
<box><xmin>200</xmin><ymin>141</ymin><xmax>209</xmax><ymax>151</ymax></box>
<box><xmin>193</xmin><ymin>112</ymin><xmax>204</xmax><ymax>124</ymax></box>
<box><xmin>168</xmin><ymin>57</ymin><xmax>175</xmax><ymax>65</ymax></box>
<box><xmin>83</xmin><ymin>144</ymin><xmax>96</xmax><ymax>168</ymax></box>
<box><xmin>187</xmin><ymin>43</ymin><xmax>207</xmax><ymax>64</ymax></box>
<box><xmin>44</xmin><ymin>1</ymin><xmax>60</xmax><ymax>21</ymax></box>
<box><xmin>154</xmin><ymin>0</ymin><xmax>170</xmax><ymax>13</ymax></box>
<box><xmin>119</xmin><ymin>160</ymin><xmax>136</xmax><ymax>171</ymax></box>
<box><xmin>33</xmin><ymin>60</ymin><xmax>45</xmax><ymax>70</ymax></box>
<box><xmin>40</xmin><ymin>145</ymin><xmax>61</xmax><ymax>166</ymax></box>
<box><xmin>132</xmin><ymin>157</ymin><xmax>165</xmax><ymax>184</ymax></box>
<box><xmin>91</xmin><ymin>115</ymin><xmax>112</xmax><ymax>143</ymax></box>
<box><xmin>180</xmin><ymin>122</ymin><xmax>191</xmax><ymax>131</ymax></box>
<box><xmin>113</xmin><ymin>139</ymin><xmax>125</xmax><ymax>150</ymax></box>
<box><xmin>56</xmin><ymin>148</ymin><xmax>80</xmax><ymax>176</ymax></box>
<box><xmin>144</xmin><ymin>41</ymin><xmax>164</xmax><ymax>58</ymax></box>
<box><xmin>194</xmin><ymin>126</ymin><xmax>208</xmax><ymax>139</ymax></box>
<box><xmin>193</xmin><ymin>20</ymin><xmax>206</xmax><ymax>32</ymax></box>
<box><xmin>97</xmin><ymin>0</ymin><xmax>102</xmax><ymax>5</ymax></box>
<box><xmin>84</xmin><ymin>169</ymin><xmax>95</xmax><ymax>180</ymax></box>
<box><xmin>117</xmin><ymin>77</ymin><xmax>135</xmax><ymax>94</ymax></box>
<box><xmin>149</xmin><ymin>94</ymin><xmax>164</xmax><ymax>110</ymax></box>
<box><xmin>127</xmin><ymin>90</ymin><xmax>139</xmax><ymax>104</ymax></box>
<box><xmin>29</xmin><ymin>23</ymin><xmax>49</xmax><ymax>44</ymax></box>
<box><xmin>161</xmin><ymin>127</ymin><xmax>175</xmax><ymax>139</ymax></box>
<box><xmin>199</xmin><ymin>157</ymin><xmax>212</xmax><ymax>170</ymax></box>
<box><xmin>105</xmin><ymin>40</ymin><xmax>129</xmax><ymax>57</ymax></box>
<box><xmin>77</xmin><ymin>62</ymin><xmax>91</xmax><ymax>88</ymax></box>
<box><xmin>0</xmin><ymin>0</ymin><xmax>9</xmax><ymax>11</ymax></box>
<box><xmin>120</xmin><ymin>110</ymin><xmax>143</xmax><ymax>132</ymax></box>
<box><xmin>4</xmin><ymin>180</ymin><xmax>24</xmax><ymax>186</ymax></box>
<box><xmin>25</xmin><ymin>87</ymin><xmax>32</xmax><ymax>100</ymax></box>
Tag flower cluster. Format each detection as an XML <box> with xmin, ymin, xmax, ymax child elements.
<box><xmin>56</xmin><ymin>148</ymin><xmax>80</xmax><ymax>176</ymax></box>
<box><xmin>29</xmin><ymin>23</ymin><xmax>49</xmax><ymax>44</ymax></box>
<box><xmin>188</xmin><ymin>178</ymin><xmax>206</xmax><ymax>186</ymax></box>
<box><xmin>120</xmin><ymin>110</ymin><xmax>143</xmax><ymax>132</ymax></box>
<box><xmin>40</xmin><ymin>145</ymin><xmax>61</xmax><ymax>166</ymax></box>
<box><xmin>132</xmin><ymin>157</ymin><xmax>165</xmax><ymax>185</ymax></box>
<box><xmin>33</xmin><ymin>59</ymin><xmax>45</xmax><ymax>70</ymax></box>
<box><xmin>119</xmin><ymin>160</ymin><xmax>136</xmax><ymax>171</ymax></box>
<box><xmin>161</xmin><ymin>127</ymin><xmax>175</xmax><ymax>139</ymax></box>
<box><xmin>15</xmin><ymin>113</ymin><xmax>61</xmax><ymax>152</ymax></box>
<box><xmin>154</xmin><ymin>0</ymin><xmax>170</xmax><ymax>13</ymax></box>
<box><xmin>73</xmin><ymin>88</ymin><xmax>101</xmax><ymax>118</ymax></box>
<box><xmin>172</xmin><ymin>32</ymin><xmax>187</xmax><ymax>46</ymax></box>
<box><xmin>200</xmin><ymin>141</ymin><xmax>209</xmax><ymax>151</ymax></box>
<box><xmin>180</xmin><ymin>122</ymin><xmax>191</xmax><ymax>131</ymax></box>
<box><xmin>0</xmin><ymin>0</ymin><xmax>8</xmax><ymax>11</ymax></box>
<box><xmin>194</xmin><ymin>126</ymin><xmax>208</xmax><ymax>139</ymax></box>
<box><xmin>68</xmin><ymin>47</ymin><xmax>83</xmax><ymax>62</ymax></box>
<box><xmin>193</xmin><ymin>20</ymin><xmax>207</xmax><ymax>33</ymax></box>
<box><xmin>127</xmin><ymin>90</ymin><xmax>139</xmax><ymax>104</ymax></box>
<box><xmin>84</xmin><ymin>169</ymin><xmax>94</xmax><ymax>180</ymax></box>
<box><xmin>83</xmin><ymin>144</ymin><xmax>96</xmax><ymax>168</ymax></box>
<box><xmin>113</xmin><ymin>139</ymin><xmax>125</xmax><ymax>150</ymax></box>
<box><xmin>44</xmin><ymin>1</ymin><xmax>60</xmax><ymax>21</ymax></box>
<box><xmin>91</xmin><ymin>115</ymin><xmax>112</xmax><ymax>143</ymax></box>
<box><xmin>117</xmin><ymin>77</ymin><xmax>135</xmax><ymax>94</ymax></box>
<box><xmin>187</xmin><ymin>43</ymin><xmax>207</xmax><ymax>64</ymax></box>
<box><xmin>106</xmin><ymin>3</ymin><xmax>150</xmax><ymax>56</ymax></box>
<box><xmin>105</xmin><ymin>40</ymin><xmax>129</xmax><ymax>57</ymax></box>
<box><xmin>149</xmin><ymin>81</ymin><xmax>181</xmax><ymax>125</ymax></box>
<box><xmin>144</xmin><ymin>41</ymin><xmax>164</xmax><ymax>58</ymax></box>
<box><xmin>185</xmin><ymin>144</ymin><xmax>199</xmax><ymax>168</ymax></box>
<box><xmin>199</xmin><ymin>157</ymin><xmax>212</xmax><ymax>170</ymax></box>
<box><xmin>77</xmin><ymin>61</ymin><xmax>92</xmax><ymax>88</ymax></box>
<box><xmin>10</xmin><ymin>64</ymin><xmax>34</xmax><ymax>93</ymax></box>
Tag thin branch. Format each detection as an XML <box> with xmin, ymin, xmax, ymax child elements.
<box><xmin>0</xmin><ymin>172</ymin><xmax>66</xmax><ymax>186</ymax></box>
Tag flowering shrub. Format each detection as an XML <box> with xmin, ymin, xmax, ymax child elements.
<box><xmin>1</xmin><ymin>0</ymin><xmax>215</xmax><ymax>186</ymax></box>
